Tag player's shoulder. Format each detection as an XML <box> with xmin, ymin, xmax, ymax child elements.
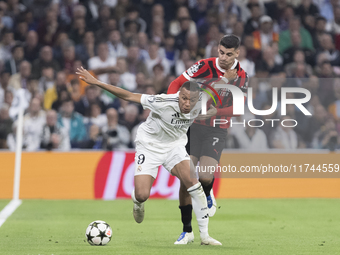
<box><xmin>150</xmin><ymin>92</ymin><xmax>179</xmax><ymax>103</ymax></box>
<box><xmin>191</xmin><ymin>57</ymin><xmax>217</xmax><ymax>67</ymax></box>
<box><xmin>158</xmin><ymin>92</ymin><xmax>179</xmax><ymax>99</ymax></box>
<box><xmin>236</xmin><ymin>62</ymin><xmax>248</xmax><ymax>78</ymax></box>
<box><xmin>185</xmin><ymin>57</ymin><xmax>216</xmax><ymax>78</ymax></box>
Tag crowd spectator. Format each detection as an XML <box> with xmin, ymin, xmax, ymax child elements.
<box><xmin>145</xmin><ymin>41</ymin><xmax>171</xmax><ymax>77</ymax></box>
<box><xmin>44</xmin><ymin>71</ymin><xmax>68</xmax><ymax>110</ymax></box>
<box><xmin>119</xmin><ymin>103</ymin><xmax>140</xmax><ymax>132</ymax></box>
<box><xmin>116</xmin><ymin>57</ymin><xmax>136</xmax><ymax>91</ymax></box>
<box><xmin>4</xmin><ymin>43</ymin><xmax>24</xmax><ymax>75</ymax></box>
<box><xmin>244</xmin><ymin>3</ymin><xmax>262</xmax><ymax>35</ymax></box>
<box><xmin>40</xmin><ymin>109</ymin><xmax>70</xmax><ymax>151</ymax></box>
<box><xmin>0</xmin><ymin>103</ymin><xmax>12</xmax><ymax>149</ymax></box>
<box><xmin>102</xmin><ymin>108</ymin><xmax>130</xmax><ymax>150</ymax></box>
<box><xmin>108</xmin><ymin>30</ymin><xmax>128</xmax><ymax>59</ymax></box>
<box><xmin>126</xmin><ymin>45</ymin><xmax>149</xmax><ymax>77</ymax></box>
<box><xmin>0</xmin><ymin>71</ymin><xmax>11</xmax><ymax>108</ymax></box>
<box><xmin>84</xmin><ymin>102</ymin><xmax>107</xmax><ymax>130</ymax></box>
<box><xmin>79</xmin><ymin>124</ymin><xmax>103</xmax><ymax>149</ymax></box>
<box><xmin>312</xmin><ymin>117</ymin><xmax>340</xmax><ymax>150</ymax></box>
<box><xmin>119</xmin><ymin>6</ymin><xmax>147</xmax><ymax>35</ymax></box>
<box><xmin>11</xmin><ymin>98</ymin><xmax>46</xmax><ymax>151</ymax></box>
<box><xmin>238</xmin><ymin>45</ymin><xmax>255</xmax><ymax>77</ymax></box>
<box><xmin>232</xmin><ymin>113</ymin><xmax>269</xmax><ymax>150</ymax></box>
<box><xmin>75</xmin><ymin>85</ymin><xmax>105</xmax><ymax>117</ymax></box>
<box><xmin>88</xmin><ymin>42</ymin><xmax>116</xmax><ymax>84</ymax></box>
<box><xmin>252</xmin><ymin>15</ymin><xmax>279</xmax><ymax>50</ymax></box>
<box><xmin>279</xmin><ymin>16</ymin><xmax>314</xmax><ymax>54</ymax></box>
<box><xmin>58</xmin><ymin>98</ymin><xmax>86</xmax><ymax>148</ymax></box>
<box><xmin>328</xmin><ymin>78</ymin><xmax>340</xmax><ymax>120</ymax></box>
<box><xmin>0</xmin><ymin>29</ymin><xmax>16</xmax><ymax>69</ymax></box>
<box><xmin>271</xmin><ymin>116</ymin><xmax>300</xmax><ymax>150</ymax></box>
<box><xmin>32</xmin><ymin>46</ymin><xmax>60</xmax><ymax>79</ymax></box>
<box><xmin>316</xmin><ymin>33</ymin><xmax>340</xmax><ymax>66</ymax></box>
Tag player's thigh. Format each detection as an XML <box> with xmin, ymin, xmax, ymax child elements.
<box><xmin>200</xmin><ymin>130</ymin><xmax>226</xmax><ymax>163</ymax></box>
<box><xmin>198</xmin><ymin>156</ymin><xmax>218</xmax><ymax>182</ymax></box>
<box><xmin>163</xmin><ymin>145</ymin><xmax>191</xmax><ymax>175</ymax></box>
<box><xmin>198</xmin><ymin>131</ymin><xmax>226</xmax><ymax>180</ymax></box>
<box><xmin>171</xmin><ymin>159</ymin><xmax>198</xmax><ymax>190</ymax></box>
<box><xmin>134</xmin><ymin>143</ymin><xmax>164</xmax><ymax>199</ymax></box>
<box><xmin>187</xmin><ymin>124</ymin><xmax>203</xmax><ymax>159</ymax></box>
<box><xmin>190</xmin><ymin>155</ymin><xmax>199</xmax><ymax>167</ymax></box>
<box><xmin>165</xmin><ymin>146</ymin><xmax>198</xmax><ymax>189</ymax></box>
<box><xmin>135</xmin><ymin>143</ymin><xmax>164</xmax><ymax>178</ymax></box>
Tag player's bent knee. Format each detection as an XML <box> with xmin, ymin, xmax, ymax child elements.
<box><xmin>199</xmin><ymin>177</ymin><xmax>213</xmax><ymax>186</ymax></box>
<box><xmin>135</xmin><ymin>190</ymin><xmax>149</xmax><ymax>203</ymax></box>
<box><xmin>182</xmin><ymin>178</ymin><xmax>198</xmax><ymax>190</ymax></box>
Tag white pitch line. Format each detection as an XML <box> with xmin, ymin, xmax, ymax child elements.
<box><xmin>0</xmin><ymin>199</ymin><xmax>22</xmax><ymax>228</ymax></box>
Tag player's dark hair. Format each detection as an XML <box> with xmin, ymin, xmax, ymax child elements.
<box><xmin>219</xmin><ymin>34</ymin><xmax>240</xmax><ymax>50</ymax></box>
<box><xmin>180</xmin><ymin>81</ymin><xmax>200</xmax><ymax>92</ymax></box>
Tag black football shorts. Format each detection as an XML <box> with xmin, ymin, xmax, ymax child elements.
<box><xmin>186</xmin><ymin>123</ymin><xmax>227</xmax><ymax>162</ymax></box>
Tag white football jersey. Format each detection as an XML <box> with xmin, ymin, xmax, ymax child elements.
<box><xmin>136</xmin><ymin>92</ymin><xmax>201</xmax><ymax>152</ymax></box>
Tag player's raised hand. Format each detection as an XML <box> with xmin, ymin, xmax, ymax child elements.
<box><xmin>76</xmin><ymin>66</ymin><xmax>99</xmax><ymax>85</ymax></box>
<box><xmin>223</xmin><ymin>69</ymin><xmax>237</xmax><ymax>81</ymax></box>
<box><xmin>196</xmin><ymin>105</ymin><xmax>217</xmax><ymax>120</ymax></box>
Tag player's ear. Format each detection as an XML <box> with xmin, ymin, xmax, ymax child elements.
<box><xmin>235</xmin><ymin>49</ymin><xmax>240</xmax><ymax>58</ymax></box>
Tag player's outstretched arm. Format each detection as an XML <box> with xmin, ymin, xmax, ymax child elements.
<box><xmin>76</xmin><ymin>66</ymin><xmax>142</xmax><ymax>104</ymax></box>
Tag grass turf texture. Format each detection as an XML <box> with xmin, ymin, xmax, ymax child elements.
<box><xmin>0</xmin><ymin>199</ymin><xmax>10</xmax><ymax>211</ymax></box>
<box><xmin>0</xmin><ymin>199</ymin><xmax>339</xmax><ymax>255</ymax></box>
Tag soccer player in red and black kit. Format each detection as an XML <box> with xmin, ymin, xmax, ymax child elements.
<box><xmin>168</xmin><ymin>35</ymin><xmax>249</xmax><ymax>244</ymax></box>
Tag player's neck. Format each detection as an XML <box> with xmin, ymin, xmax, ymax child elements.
<box><xmin>219</xmin><ymin>59</ymin><xmax>236</xmax><ymax>71</ymax></box>
<box><xmin>225</xmin><ymin>62</ymin><xmax>234</xmax><ymax>71</ymax></box>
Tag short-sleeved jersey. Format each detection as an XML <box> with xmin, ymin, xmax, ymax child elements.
<box><xmin>136</xmin><ymin>92</ymin><xmax>201</xmax><ymax>152</ymax></box>
<box><xmin>170</xmin><ymin>58</ymin><xmax>249</xmax><ymax>129</ymax></box>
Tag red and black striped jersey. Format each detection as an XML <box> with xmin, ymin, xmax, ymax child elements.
<box><xmin>168</xmin><ymin>57</ymin><xmax>249</xmax><ymax>129</ymax></box>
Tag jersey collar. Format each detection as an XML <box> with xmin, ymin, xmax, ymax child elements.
<box><xmin>216</xmin><ymin>58</ymin><xmax>238</xmax><ymax>73</ymax></box>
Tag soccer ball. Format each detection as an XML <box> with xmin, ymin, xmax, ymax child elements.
<box><xmin>85</xmin><ymin>220</ymin><xmax>112</xmax><ymax>246</ymax></box>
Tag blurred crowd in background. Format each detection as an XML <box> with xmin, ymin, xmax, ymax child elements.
<box><xmin>0</xmin><ymin>0</ymin><xmax>340</xmax><ymax>151</ymax></box>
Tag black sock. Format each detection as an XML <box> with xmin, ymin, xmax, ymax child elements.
<box><xmin>202</xmin><ymin>177</ymin><xmax>215</xmax><ymax>197</ymax></box>
<box><xmin>179</xmin><ymin>204</ymin><xmax>192</xmax><ymax>233</ymax></box>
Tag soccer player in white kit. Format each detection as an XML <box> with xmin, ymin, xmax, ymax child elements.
<box><xmin>77</xmin><ymin>66</ymin><xmax>221</xmax><ymax>245</ymax></box>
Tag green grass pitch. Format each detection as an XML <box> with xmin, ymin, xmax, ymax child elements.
<box><xmin>0</xmin><ymin>199</ymin><xmax>339</xmax><ymax>255</ymax></box>
<box><xmin>0</xmin><ymin>199</ymin><xmax>10</xmax><ymax>211</ymax></box>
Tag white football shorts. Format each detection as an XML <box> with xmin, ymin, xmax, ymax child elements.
<box><xmin>134</xmin><ymin>142</ymin><xmax>190</xmax><ymax>179</ymax></box>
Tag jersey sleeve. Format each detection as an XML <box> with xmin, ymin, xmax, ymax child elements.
<box><xmin>141</xmin><ymin>94</ymin><xmax>176</xmax><ymax>115</ymax></box>
<box><xmin>182</xmin><ymin>59</ymin><xmax>209</xmax><ymax>80</ymax></box>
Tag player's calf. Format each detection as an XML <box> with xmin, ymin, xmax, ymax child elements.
<box><xmin>200</xmin><ymin>177</ymin><xmax>217</xmax><ymax>217</ymax></box>
<box><xmin>131</xmin><ymin>189</ymin><xmax>145</xmax><ymax>224</ymax></box>
<box><xmin>187</xmin><ymin>182</ymin><xmax>209</xmax><ymax>238</ymax></box>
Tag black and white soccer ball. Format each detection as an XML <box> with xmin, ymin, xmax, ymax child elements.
<box><xmin>85</xmin><ymin>220</ymin><xmax>112</xmax><ymax>246</ymax></box>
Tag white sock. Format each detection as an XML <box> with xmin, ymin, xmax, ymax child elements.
<box><xmin>131</xmin><ymin>189</ymin><xmax>143</xmax><ymax>206</ymax></box>
<box><xmin>187</xmin><ymin>182</ymin><xmax>209</xmax><ymax>239</ymax></box>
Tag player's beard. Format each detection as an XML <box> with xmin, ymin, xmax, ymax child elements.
<box><xmin>225</xmin><ymin>60</ymin><xmax>235</xmax><ymax>70</ymax></box>
<box><xmin>219</xmin><ymin>60</ymin><xmax>233</xmax><ymax>70</ymax></box>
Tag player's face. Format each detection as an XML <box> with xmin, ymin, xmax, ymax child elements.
<box><xmin>218</xmin><ymin>45</ymin><xmax>239</xmax><ymax>70</ymax></box>
<box><xmin>178</xmin><ymin>88</ymin><xmax>199</xmax><ymax>114</ymax></box>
